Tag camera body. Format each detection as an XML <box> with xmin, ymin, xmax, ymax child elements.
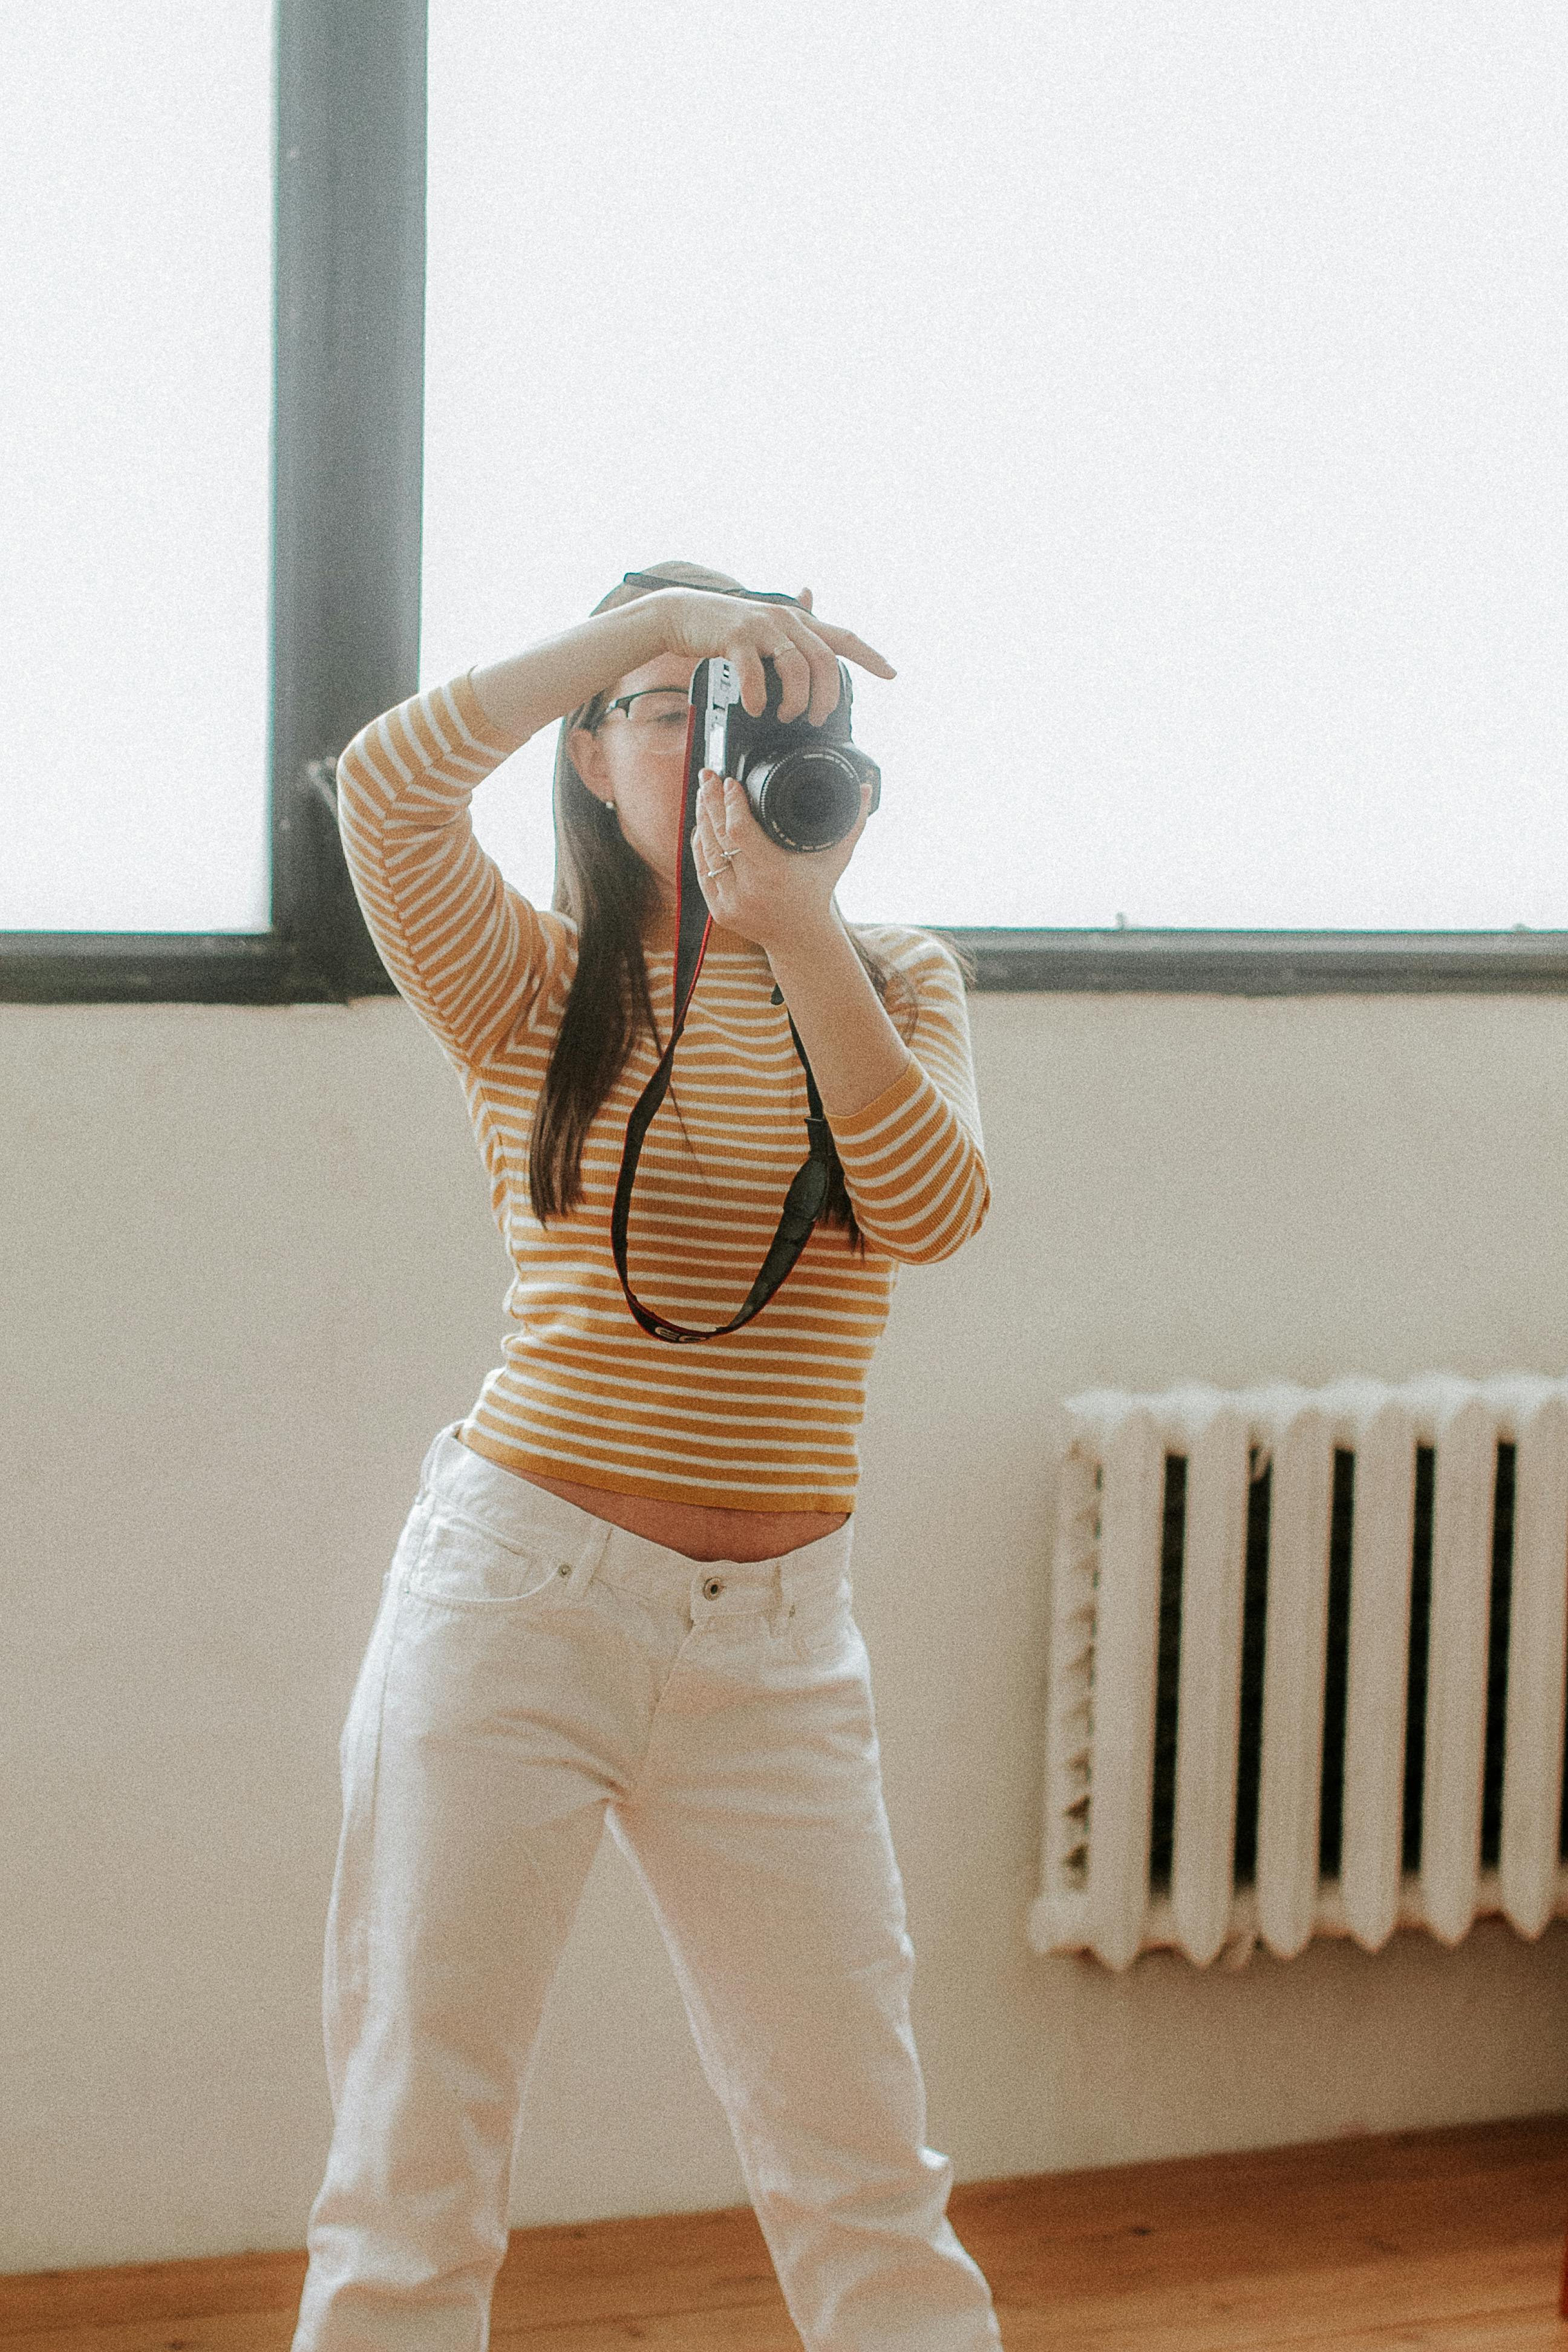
<box><xmin>687</xmin><ymin>656</ymin><xmax>881</xmax><ymax>852</ymax></box>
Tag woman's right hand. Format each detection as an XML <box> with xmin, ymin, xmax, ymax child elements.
<box><xmin>640</xmin><ymin>587</ymin><xmax>896</xmax><ymax>727</ymax></box>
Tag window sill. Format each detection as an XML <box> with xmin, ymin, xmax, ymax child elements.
<box><xmin>947</xmin><ymin>927</ymin><xmax>1568</xmax><ymax>995</ymax></box>
<box><xmin>8</xmin><ymin>926</ymin><xmax>1568</xmax><ymax>1005</ymax></box>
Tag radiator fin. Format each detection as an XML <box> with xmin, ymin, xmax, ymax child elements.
<box><xmin>1503</xmin><ymin>1397</ymin><xmax>1568</xmax><ymax>1931</ymax></box>
<box><xmin>1254</xmin><ymin>1411</ymin><xmax>1331</xmax><ymax>1956</ymax></box>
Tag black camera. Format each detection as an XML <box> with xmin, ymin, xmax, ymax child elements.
<box><xmin>685</xmin><ymin>656</ymin><xmax>881</xmax><ymax>852</ymax></box>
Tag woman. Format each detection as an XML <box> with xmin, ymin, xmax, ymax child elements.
<box><xmin>292</xmin><ymin>561</ymin><xmax>1002</xmax><ymax>2352</ymax></box>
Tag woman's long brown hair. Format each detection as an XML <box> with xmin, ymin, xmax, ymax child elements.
<box><xmin>526</xmin><ymin>560</ymin><xmax>973</xmax><ymax>1256</ymax></box>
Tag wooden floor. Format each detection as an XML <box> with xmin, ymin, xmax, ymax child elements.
<box><xmin>2</xmin><ymin>2115</ymin><xmax>1564</xmax><ymax>2351</ymax></box>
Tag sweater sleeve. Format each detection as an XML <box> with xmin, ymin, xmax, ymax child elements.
<box><xmin>825</xmin><ymin>934</ymin><xmax>991</xmax><ymax>1264</ymax></box>
<box><xmin>335</xmin><ymin>669</ymin><xmax>571</xmax><ymax>1067</ymax></box>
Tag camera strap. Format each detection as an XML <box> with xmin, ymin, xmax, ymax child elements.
<box><xmin>609</xmin><ymin>711</ymin><xmax>838</xmax><ymax>1345</ymax></box>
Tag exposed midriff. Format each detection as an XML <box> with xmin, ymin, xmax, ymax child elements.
<box><xmin>459</xmin><ymin>1438</ymin><xmax>849</xmax><ymax>1563</ymax></box>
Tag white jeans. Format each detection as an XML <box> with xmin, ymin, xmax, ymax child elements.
<box><xmin>292</xmin><ymin>1425</ymin><xmax>1002</xmax><ymax>2352</ymax></box>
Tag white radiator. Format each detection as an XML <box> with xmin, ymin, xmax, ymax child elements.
<box><xmin>1031</xmin><ymin>1374</ymin><xmax>1568</xmax><ymax>1970</ymax></box>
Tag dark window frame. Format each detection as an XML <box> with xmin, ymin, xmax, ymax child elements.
<box><xmin>6</xmin><ymin>0</ymin><xmax>1566</xmax><ymax>1007</ymax></box>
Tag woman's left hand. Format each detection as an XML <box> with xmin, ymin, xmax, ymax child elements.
<box><xmin>691</xmin><ymin>769</ymin><xmax>874</xmax><ymax>956</ymax></box>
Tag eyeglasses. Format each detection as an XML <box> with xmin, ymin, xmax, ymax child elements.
<box><xmin>620</xmin><ymin>571</ymin><xmax>806</xmax><ymax>608</ymax></box>
<box><xmin>595</xmin><ymin>686</ymin><xmax>691</xmax><ymax>735</ymax></box>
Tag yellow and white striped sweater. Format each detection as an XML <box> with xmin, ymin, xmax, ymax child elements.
<box><xmin>336</xmin><ymin>670</ymin><xmax>991</xmax><ymax>1512</ymax></box>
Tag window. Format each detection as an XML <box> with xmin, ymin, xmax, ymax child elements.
<box><xmin>10</xmin><ymin>1</ymin><xmax>1567</xmax><ymax>1002</ymax></box>
<box><xmin>3</xmin><ymin>5</ymin><xmax>272</xmax><ymax>934</ymax></box>
<box><xmin>421</xmin><ymin>2</ymin><xmax>1568</xmax><ymax>993</ymax></box>
<box><xmin>1</xmin><ymin>0</ymin><xmax>424</xmax><ymax>1005</ymax></box>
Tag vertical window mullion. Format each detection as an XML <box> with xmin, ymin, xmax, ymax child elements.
<box><xmin>270</xmin><ymin>0</ymin><xmax>428</xmax><ymax>998</ymax></box>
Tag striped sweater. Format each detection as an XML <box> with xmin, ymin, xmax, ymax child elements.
<box><xmin>336</xmin><ymin>670</ymin><xmax>991</xmax><ymax>1512</ymax></box>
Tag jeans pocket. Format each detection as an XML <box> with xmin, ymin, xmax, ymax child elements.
<box><xmin>790</xmin><ymin>1570</ymin><xmax>856</xmax><ymax>1659</ymax></box>
<box><xmin>403</xmin><ymin>1507</ymin><xmax>574</xmax><ymax>1610</ymax></box>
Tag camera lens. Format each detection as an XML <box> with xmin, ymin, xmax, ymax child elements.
<box><xmin>749</xmin><ymin>750</ymin><xmax>862</xmax><ymax>852</ymax></box>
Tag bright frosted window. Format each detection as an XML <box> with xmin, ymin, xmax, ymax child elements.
<box><xmin>423</xmin><ymin>5</ymin><xmax>1566</xmax><ymax>931</ymax></box>
<box><xmin>1</xmin><ymin>5</ymin><xmax>273</xmax><ymax>932</ymax></box>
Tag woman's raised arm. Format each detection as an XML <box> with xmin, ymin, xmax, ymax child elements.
<box><xmin>469</xmin><ymin>584</ymin><xmax>892</xmax><ymax>739</ymax></box>
<box><xmin>467</xmin><ymin>599</ymin><xmax>668</xmax><ymax>745</ymax></box>
<box><xmin>335</xmin><ymin>674</ymin><xmax>552</xmax><ymax>1068</ymax></box>
<box><xmin>335</xmin><ymin>603</ymin><xmax>673</xmax><ymax>1067</ymax></box>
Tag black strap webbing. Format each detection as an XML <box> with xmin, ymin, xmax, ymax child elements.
<box><xmin>609</xmin><ymin>710</ymin><xmax>840</xmax><ymax>1344</ymax></box>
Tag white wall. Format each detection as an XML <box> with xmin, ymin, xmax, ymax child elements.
<box><xmin>3</xmin><ymin>987</ymin><xmax>1566</xmax><ymax>2272</ymax></box>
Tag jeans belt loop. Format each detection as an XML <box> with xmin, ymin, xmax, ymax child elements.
<box><xmin>773</xmin><ymin>1557</ymin><xmax>805</xmax><ymax>1636</ymax></box>
<box><xmin>573</xmin><ymin>1515</ymin><xmax>615</xmax><ymax>1590</ymax></box>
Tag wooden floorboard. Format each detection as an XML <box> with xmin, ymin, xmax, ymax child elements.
<box><xmin>1</xmin><ymin>2116</ymin><xmax>1563</xmax><ymax>2351</ymax></box>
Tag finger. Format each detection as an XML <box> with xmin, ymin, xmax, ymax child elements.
<box><xmin>797</xmin><ymin>587</ymin><xmax>814</xmax><ymax>612</ymax></box>
<box><xmin>691</xmin><ymin>815</ymin><xmax>722</xmax><ymax>890</ymax></box>
<box><xmin>760</xmin><ymin>615</ymin><xmax>843</xmax><ymax>725</ymax></box>
<box><xmin>797</xmin><ymin>618</ymin><xmax>896</xmax><ymax>680</ymax></box>
<box><xmin>807</xmin><ymin>655</ymin><xmax>843</xmax><ymax>729</ymax></box>
<box><xmin>738</xmin><ymin>644</ymin><xmax>769</xmax><ymax>718</ymax></box>
<box><xmin>691</xmin><ymin>779</ymin><xmax>716</xmax><ymax>862</ymax></box>
<box><xmin>693</xmin><ymin>777</ymin><xmax>730</xmax><ymax>877</ymax></box>
<box><xmin>769</xmin><ymin>638</ymin><xmax>812</xmax><ymax>724</ymax></box>
<box><xmin>694</xmin><ymin>773</ymin><xmax>722</xmax><ymax>843</ymax></box>
<box><xmin>721</xmin><ymin>774</ymin><xmax>753</xmax><ymax>836</ymax></box>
